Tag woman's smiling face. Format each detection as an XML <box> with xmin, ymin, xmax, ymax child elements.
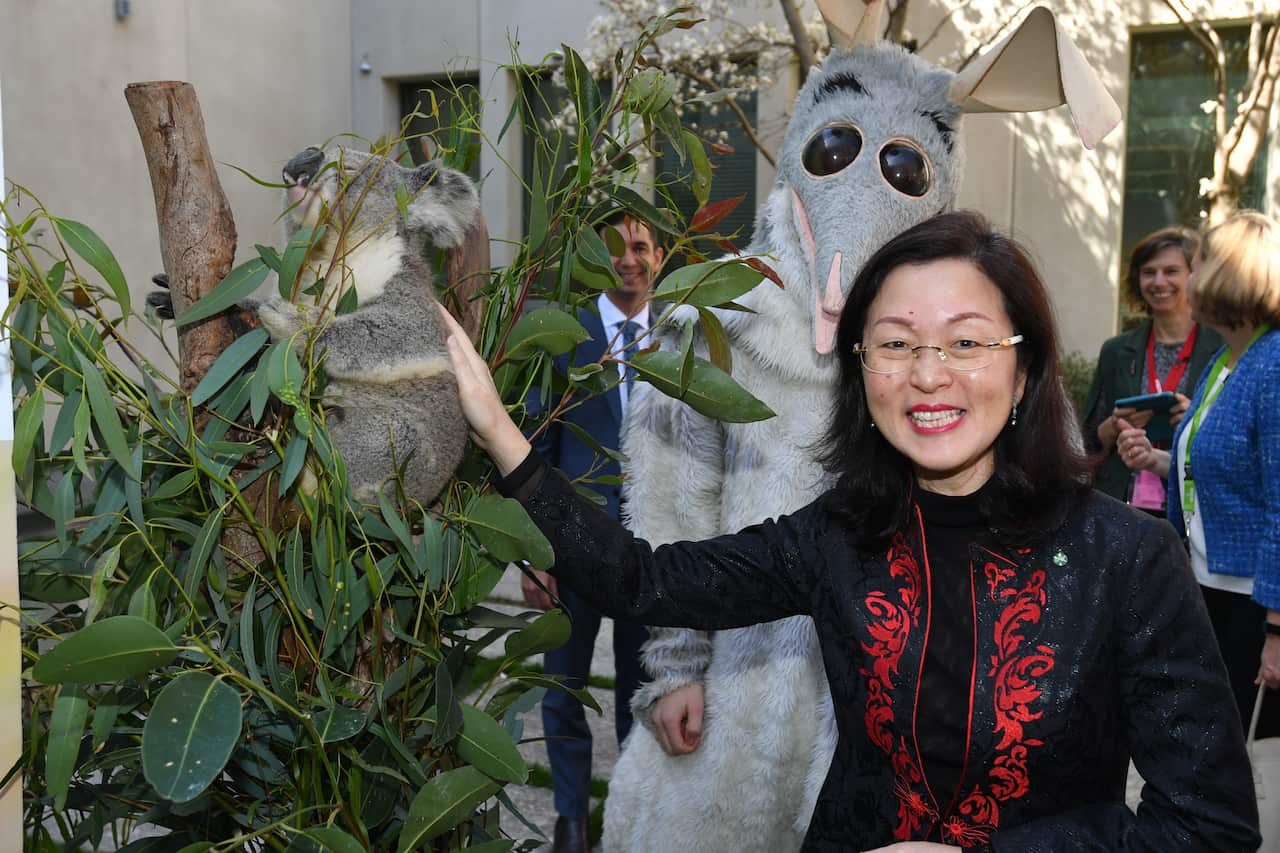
<box><xmin>861</xmin><ymin>257</ymin><xmax>1026</xmax><ymax>496</ymax></box>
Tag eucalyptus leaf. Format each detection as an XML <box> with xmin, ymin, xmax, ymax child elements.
<box><xmin>190</xmin><ymin>328</ymin><xmax>269</xmax><ymax>405</ymax></box>
<box><xmin>630</xmin><ymin>351</ymin><xmax>775</xmax><ymax>423</ymax></box>
<box><xmin>313</xmin><ymin>705</ymin><xmax>366</xmax><ymax>744</ymax></box>
<box><xmin>453</xmin><ymin>704</ymin><xmax>527</xmax><ymax>783</ymax></box>
<box><xmin>77</xmin><ymin>351</ymin><xmax>140</xmax><ymax>481</ymax></box>
<box><xmin>52</xmin><ymin>217</ymin><xmax>130</xmax><ymax>314</ymax></box>
<box><xmin>684</xmin><ymin>130</ymin><xmax>712</xmax><ymax>207</ymax></box>
<box><xmin>503</xmin><ymin>608</ymin><xmax>571</xmax><ymax>662</ymax></box>
<box><xmin>653</xmin><ymin>260</ymin><xmax>763</xmax><ymax>308</ymax></box>
<box><xmin>504</xmin><ymin>308</ymin><xmax>591</xmax><ymax>361</ymax></box>
<box><xmin>277</xmin><ymin>226</ymin><xmax>326</xmax><ymax>300</ymax></box>
<box><xmin>399</xmin><ymin>766</ymin><xmax>499</xmax><ymax>852</ymax></box>
<box><xmin>46</xmin><ymin>684</ymin><xmax>89</xmax><ymax>810</ymax></box>
<box><xmin>141</xmin><ymin>672</ymin><xmax>243</xmax><ymax>803</ymax></box>
<box><xmin>464</xmin><ymin>494</ymin><xmax>553</xmax><ymax>570</ymax></box>
<box><xmin>13</xmin><ymin>386</ymin><xmax>45</xmax><ymax>475</ymax></box>
<box><xmin>176</xmin><ymin>258</ymin><xmax>269</xmax><ymax>327</ymax></box>
<box><xmin>285</xmin><ymin>827</ymin><xmax>366</xmax><ymax>853</ymax></box>
<box><xmin>32</xmin><ymin>616</ymin><xmax>178</xmax><ymax>684</ymax></box>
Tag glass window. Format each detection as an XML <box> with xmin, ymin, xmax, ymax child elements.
<box><xmin>1122</xmin><ymin>25</ymin><xmax>1270</xmax><ymax>264</ymax></box>
<box><xmin>398</xmin><ymin>76</ymin><xmax>482</xmax><ymax>179</ymax></box>
<box><xmin>656</xmin><ymin>91</ymin><xmax>759</xmax><ymax>261</ymax></box>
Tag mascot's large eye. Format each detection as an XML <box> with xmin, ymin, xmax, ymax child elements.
<box><xmin>879</xmin><ymin>142</ymin><xmax>931</xmax><ymax>197</ymax></box>
<box><xmin>802</xmin><ymin>125</ymin><xmax>863</xmax><ymax>177</ymax></box>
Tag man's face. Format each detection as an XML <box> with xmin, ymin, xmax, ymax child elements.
<box><xmin>604</xmin><ymin>218</ymin><xmax>664</xmax><ymax>300</ymax></box>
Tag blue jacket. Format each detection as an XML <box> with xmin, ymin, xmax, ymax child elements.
<box><xmin>1167</xmin><ymin>328</ymin><xmax>1280</xmax><ymax>610</ymax></box>
<box><xmin>530</xmin><ymin>305</ymin><xmax>634</xmax><ymax>518</ymax></box>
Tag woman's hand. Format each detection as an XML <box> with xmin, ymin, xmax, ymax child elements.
<box><xmin>1168</xmin><ymin>392</ymin><xmax>1192</xmax><ymax>428</ymax></box>
<box><xmin>438</xmin><ymin>305</ymin><xmax>532</xmax><ymax>476</ymax></box>
<box><xmin>1258</xmin><ymin>614</ymin><xmax>1280</xmax><ymax>690</ymax></box>
<box><xmin>1115</xmin><ymin>419</ymin><xmax>1171</xmax><ymax>478</ymax></box>
<box><xmin>1098</xmin><ymin>406</ymin><xmax>1152</xmax><ymax>450</ymax></box>
<box><xmin>863</xmin><ymin>843</ymin><xmax>957</xmax><ymax>852</ymax></box>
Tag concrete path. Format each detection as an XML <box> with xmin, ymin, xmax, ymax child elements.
<box><xmin>487</xmin><ymin>571</ymin><xmax>626</xmax><ymax>850</ymax></box>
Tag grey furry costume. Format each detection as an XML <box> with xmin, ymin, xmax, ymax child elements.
<box><xmin>601</xmin><ymin>5</ymin><xmax>1120</xmax><ymax>851</ymax></box>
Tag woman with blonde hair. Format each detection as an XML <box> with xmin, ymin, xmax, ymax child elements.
<box><xmin>1118</xmin><ymin>210</ymin><xmax>1280</xmax><ymax>737</ymax></box>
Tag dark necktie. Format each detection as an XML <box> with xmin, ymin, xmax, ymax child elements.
<box><xmin>621</xmin><ymin>320</ymin><xmax>641</xmax><ymax>392</ymax></box>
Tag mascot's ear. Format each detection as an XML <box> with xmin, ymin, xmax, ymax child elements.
<box><xmin>948</xmin><ymin>6</ymin><xmax>1121</xmax><ymax>149</ymax></box>
<box><xmin>816</xmin><ymin>0</ymin><xmax>883</xmax><ymax>50</ymax></box>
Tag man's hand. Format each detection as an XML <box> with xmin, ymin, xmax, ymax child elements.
<box><xmin>651</xmin><ymin>683</ymin><xmax>704</xmax><ymax>755</ymax></box>
<box><xmin>521</xmin><ymin>568</ymin><xmax>558</xmax><ymax>611</ymax></box>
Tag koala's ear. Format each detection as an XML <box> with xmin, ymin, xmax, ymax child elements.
<box><xmin>817</xmin><ymin>0</ymin><xmax>883</xmax><ymax>50</ymax></box>
<box><xmin>948</xmin><ymin>6</ymin><xmax>1121</xmax><ymax>149</ymax></box>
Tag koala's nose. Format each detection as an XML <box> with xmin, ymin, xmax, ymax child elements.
<box><xmin>282</xmin><ymin>147</ymin><xmax>325</xmax><ymax>186</ymax></box>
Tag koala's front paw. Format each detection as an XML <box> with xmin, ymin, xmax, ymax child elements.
<box><xmin>146</xmin><ymin>273</ymin><xmax>175</xmax><ymax>320</ymax></box>
<box><xmin>253</xmin><ymin>298</ymin><xmax>307</xmax><ymax>341</ymax></box>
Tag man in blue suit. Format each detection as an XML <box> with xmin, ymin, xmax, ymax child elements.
<box><xmin>523</xmin><ymin>210</ymin><xmax>662</xmax><ymax>853</ymax></box>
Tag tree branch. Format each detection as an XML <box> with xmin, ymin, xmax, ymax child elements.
<box><xmin>778</xmin><ymin>0</ymin><xmax>817</xmax><ymax>82</ymax></box>
<box><xmin>673</xmin><ymin>62</ymin><xmax>778</xmax><ymax>167</ymax></box>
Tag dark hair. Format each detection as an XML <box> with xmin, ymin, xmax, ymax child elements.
<box><xmin>1124</xmin><ymin>227</ymin><xmax>1198</xmax><ymax>314</ymax></box>
<box><xmin>599</xmin><ymin>209</ymin><xmax>659</xmax><ymax>246</ymax></box>
<box><xmin>818</xmin><ymin>210</ymin><xmax>1090</xmax><ymax>546</ymax></box>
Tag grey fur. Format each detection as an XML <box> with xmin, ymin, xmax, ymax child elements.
<box><xmin>605</xmin><ymin>43</ymin><xmax>970</xmax><ymax>853</ymax></box>
<box><xmin>247</xmin><ymin>146</ymin><xmax>477</xmax><ymax>506</ymax></box>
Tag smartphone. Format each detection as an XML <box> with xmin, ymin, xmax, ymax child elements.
<box><xmin>1114</xmin><ymin>392</ymin><xmax>1177</xmax><ymax>442</ymax></box>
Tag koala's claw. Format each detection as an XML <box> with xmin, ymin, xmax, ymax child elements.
<box><xmin>147</xmin><ymin>272</ymin><xmax>175</xmax><ymax>319</ymax></box>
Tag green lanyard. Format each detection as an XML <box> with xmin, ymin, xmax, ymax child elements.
<box><xmin>1182</xmin><ymin>324</ymin><xmax>1270</xmax><ymax>513</ymax></box>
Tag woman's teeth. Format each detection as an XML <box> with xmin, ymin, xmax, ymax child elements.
<box><xmin>909</xmin><ymin>409</ymin><xmax>962</xmax><ymax>427</ymax></box>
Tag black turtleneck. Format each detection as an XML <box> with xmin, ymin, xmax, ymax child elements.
<box><xmin>914</xmin><ymin>481</ymin><xmax>990</xmax><ymax>831</ymax></box>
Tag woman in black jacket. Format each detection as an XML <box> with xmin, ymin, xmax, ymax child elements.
<box><xmin>442</xmin><ymin>212</ymin><xmax>1258</xmax><ymax>852</ymax></box>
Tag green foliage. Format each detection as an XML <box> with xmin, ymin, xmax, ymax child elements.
<box><xmin>1060</xmin><ymin>350</ymin><xmax>1098</xmax><ymax>417</ymax></box>
<box><xmin>6</xmin><ymin>7</ymin><xmax>778</xmax><ymax>850</ymax></box>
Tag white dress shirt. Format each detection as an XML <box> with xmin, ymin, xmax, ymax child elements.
<box><xmin>596</xmin><ymin>292</ymin><xmax>650</xmax><ymax>417</ymax></box>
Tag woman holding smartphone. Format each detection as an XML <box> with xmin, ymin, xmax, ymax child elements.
<box><xmin>1117</xmin><ymin>211</ymin><xmax>1280</xmax><ymax>738</ymax></box>
<box><xmin>1082</xmin><ymin>227</ymin><xmax>1222</xmax><ymax>515</ymax></box>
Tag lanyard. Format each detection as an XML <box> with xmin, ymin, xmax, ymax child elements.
<box><xmin>1182</xmin><ymin>325</ymin><xmax>1270</xmax><ymax>512</ymax></box>
<box><xmin>1146</xmin><ymin>324</ymin><xmax>1199</xmax><ymax>393</ymax></box>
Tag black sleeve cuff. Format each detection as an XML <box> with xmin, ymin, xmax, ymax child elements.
<box><xmin>493</xmin><ymin>448</ymin><xmax>549</xmax><ymax>502</ymax></box>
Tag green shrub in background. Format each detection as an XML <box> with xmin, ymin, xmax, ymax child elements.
<box><xmin>1060</xmin><ymin>350</ymin><xmax>1098</xmax><ymax>419</ymax></box>
<box><xmin>5</xmin><ymin>9</ymin><xmax>773</xmax><ymax>851</ymax></box>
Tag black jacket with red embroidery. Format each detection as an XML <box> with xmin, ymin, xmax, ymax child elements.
<box><xmin>496</xmin><ymin>451</ymin><xmax>1260</xmax><ymax>852</ymax></box>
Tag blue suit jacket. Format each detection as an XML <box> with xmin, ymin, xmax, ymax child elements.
<box><xmin>1166</xmin><ymin>328</ymin><xmax>1280</xmax><ymax>610</ymax></box>
<box><xmin>532</xmin><ymin>305</ymin><xmax>638</xmax><ymax>519</ymax></box>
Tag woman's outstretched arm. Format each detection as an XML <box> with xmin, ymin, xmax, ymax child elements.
<box><xmin>438</xmin><ymin>305</ymin><xmax>822</xmax><ymax>630</ymax></box>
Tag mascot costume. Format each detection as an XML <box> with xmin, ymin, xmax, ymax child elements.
<box><xmin>603</xmin><ymin>2</ymin><xmax>1120</xmax><ymax>850</ymax></box>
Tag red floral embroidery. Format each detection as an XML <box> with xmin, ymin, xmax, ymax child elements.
<box><xmin>984</xmin><ymin>561</ymin><xmax>1014</xmax><ymax>600</ymax></box>
<box><xmin>946</xmin><ymin>566</ymin><xmax>1056</xmax><ymax>845</ymax></box>
<box><xmin>861</xmin><ymin>532</ymin><xmax>928</xmax><ymax>840</ymax></box>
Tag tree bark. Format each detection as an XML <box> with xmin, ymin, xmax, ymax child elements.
<box><xmin>778</xmin><ymin>0</ymin><xmax>817</xmax><ymax>82</ymax></box>
<box><xmin>443</xmin><ymin>216</ymin><xmax>491</xmax><ymax>341</ymax></box>
<box><xmin>126</xmin><ymin>81</ymin><xmax>269</xmax><ymax>568</ymax></box>
<box><xmin>125</xmin><ymin>82</ymin><xmax>249</xmax><ymax>395</ymax></box>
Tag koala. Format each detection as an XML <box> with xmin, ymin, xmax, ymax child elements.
<box><xmin>156</xmin><ymin>146</ymin><xmax>478</xmax><ymax>506</ymax></box>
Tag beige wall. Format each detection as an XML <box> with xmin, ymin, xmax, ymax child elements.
<box><xmin>905</xmin><ymin>0</ymin><xmax>1276</xmax><ymax>357</ymax></box>
<box><xmin>0</xmin><ymin>0</ymin><xmax>351</xmax><ymax>368</ymax></box>
<box><xmin>3</xmin><ymin>0</ymin><xmax>1275</xmax><ymax>362</ymax></box>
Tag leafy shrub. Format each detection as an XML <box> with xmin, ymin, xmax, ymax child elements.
<box><xmin>6</xmin><ymin>9</ymin><xmax>772</xmax><ymax>851</ymax></box>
